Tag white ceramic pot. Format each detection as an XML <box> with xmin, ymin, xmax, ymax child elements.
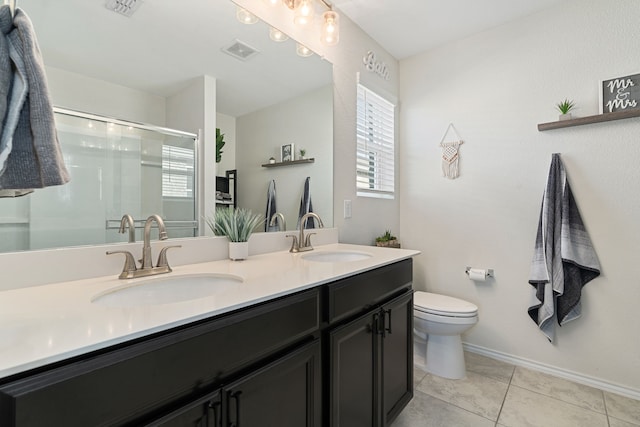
<box><xmin>229</xmin><ymin>241</ymin><xmax>249</xmax><ymax>261</ymax></box>
<box><xmin>559</xmin><ymin>113</ymin><xmax>572</xmax><ymax>121</ymax></box>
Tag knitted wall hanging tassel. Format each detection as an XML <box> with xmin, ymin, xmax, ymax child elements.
<box><xmin>439</xmin><ymin>123</ymin><xmax>464</xmax><ymax>179</ymax></box>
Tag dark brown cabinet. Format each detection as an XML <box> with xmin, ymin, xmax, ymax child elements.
<box><xmin>149</xmin><ymin>339</ymin><xmax>321</xmax><ymax>427</ymax></box>
<box><xmin>0</xmin><ymin>259</ymin><xmax>414</xmax><ymax>427</ymax></box>
<box><xmin>326</xmin><ymin>259</ymin><xmax>414</xmax><ymax>427</ymax></box>
<box><xmin>0</xmin><ymin>289</ymin><xmax>320</xmax><ymax>427</ymax></box>
<box><xmin>328</xmin><ymin>292</ymin><xmax>413</xmax><ymax>427</ymax></box>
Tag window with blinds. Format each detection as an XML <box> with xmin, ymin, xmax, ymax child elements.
<box><xmin>356</xmin><ymin>84</ymin><xmax>395</xmax><ymax>198</ymax></box>
<box><xmin>162</xmin><ymin>145</ymin><xmax>194</xmax><ymax>198</ymax></box>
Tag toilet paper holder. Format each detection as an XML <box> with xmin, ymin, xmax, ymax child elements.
<box><xmin>465</xmin><ymin>267</ymin><xmax>494</xmax><ymax>277</ymax></box>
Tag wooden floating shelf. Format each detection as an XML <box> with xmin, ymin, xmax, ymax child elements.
<box><xmin>261</xmin><ymin>158</ymin><xmax>315</xmax><ymax>168</ymax></box>
<box><xmin>538</xmin><ymin>109</ymin><xmax>640</xmax><ymax>131</ymax></box>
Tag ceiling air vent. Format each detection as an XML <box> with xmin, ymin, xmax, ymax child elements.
<box><xmin>105</xmin><ymin>0</ymin><xmax>143</xmax><ymax>17</ymax></box>
<box><xmin>222</xmin><ymin>40</ymin><xmax>260</xmax><ymax>62</ymax></box>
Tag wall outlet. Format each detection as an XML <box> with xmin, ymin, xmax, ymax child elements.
<box><xmin>344</xmin><ymin>200</ymin><xmax>352</xmax><ymax>219</ymax></box>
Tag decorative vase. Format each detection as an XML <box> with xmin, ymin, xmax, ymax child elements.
<box><xmin>229</xmin><ymin>241</ymin><xmax>249</xmax><ymax>260</ymax></box>
<box><xmin>376</xmin><ymin>239</ymin><xmax>401</xmax><ymax>248</ymax></box>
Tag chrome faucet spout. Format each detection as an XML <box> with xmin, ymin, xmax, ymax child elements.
<box><xmin>118</xmin><ymin>214</ymin><xmax>136</xmax><ymax>243</ymax></box>
<box><xmin>269</xmin><ymin>212</ymin><xmax>286</xmax><ymax>231</ymax></box>
<box><xmin>293</xmin><ymin>212</ymin><xmax>324</xmax><ymax>252</ymax></box>
<box><xmin>142</xmin><ymin>214</ymin><xmax>167</xmax><ymax>269</ymax></box>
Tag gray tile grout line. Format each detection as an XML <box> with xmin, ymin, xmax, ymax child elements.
<box><xmin>492</xmin><ymin>364</ymin><xmax>516</xmax><ymax>427</ymax></box>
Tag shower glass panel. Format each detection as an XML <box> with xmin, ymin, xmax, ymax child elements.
<box><xmin>0</xmin><ymin>109</ymin><xmax>198</xmax><ymax>253</ymax></box>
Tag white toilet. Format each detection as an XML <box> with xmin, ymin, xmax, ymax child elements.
<box><xmin>413</xmin><ymin>291</ymin><xmax>478</xmax><ymax>379</ymax></box>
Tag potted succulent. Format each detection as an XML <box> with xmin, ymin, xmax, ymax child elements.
<box><xmin>299</xmin><ymin>148</ymin><xmax>307</xmax><ymax>160</ymax></box>
<box><xmin>375</xmin><ymin>230</ymin><xmax>400</xmax><ymax>248</ymax></box>
<box><xmin>556</xmin><ymin>99</ymin><xmax>575</xmax><ymax>121</ymax></box>
<box><xmin>207</xmin><ymin>208</ymin><xmax>264</xmax><ymax>260</ymax></box>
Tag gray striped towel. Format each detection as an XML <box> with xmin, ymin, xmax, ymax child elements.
<box><xmin>528</xmin><ymin>154</ymin><xmax>600</xmax><ymax>342</ymax></box>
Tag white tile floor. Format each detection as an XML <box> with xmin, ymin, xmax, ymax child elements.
<box><xmin>392</xmin><ymin>352</ymin><xmax>640</xmax><ymax>427</ymax></box>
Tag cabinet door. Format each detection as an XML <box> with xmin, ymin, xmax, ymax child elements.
<box><xmin>146</xmin><ymin>390</ymin><xmax>222</xmax><ymax>427</ymax></box>
<box><xmin>381</xmin><ymin>292</ymin><xmax>413</xmax><ymax>426</ymax></box>
<box><xmin>224</xmin><ymin>339</ymin><xmax>321</xmax><ymax>427</ymax></box>
<box><xmin>329</xmin><ymin>310</ymin><xmax>381</xmax><ymax>427</ymax></box>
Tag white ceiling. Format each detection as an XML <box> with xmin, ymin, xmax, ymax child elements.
<box><xmin>332</xmin><ymin>0</ymin><xmax>567</xmax><ymax>59</ymax></box>
<box><xmin>19</xmin><ymin>0</ymin><xmax>567</xmax><ymax>117</ymax></box>
<box><xmin>20</xmin><ymin>0</ymin><xmax>332</xmax><ymax>117</ymax></box>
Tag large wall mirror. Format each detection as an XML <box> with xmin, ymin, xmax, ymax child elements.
<box><xmin>0</xmin><ymin>0</ymin><xmax>333</xmax><ymax>253</ymax></box>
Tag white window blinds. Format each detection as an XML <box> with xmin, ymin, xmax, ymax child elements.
<box><xmin>356</xmin><ymin>84</ymin><xmax>395</xmax><ymax>197</ymax></box>
<box><xmin>162</xmin><ymin>145</ymin><xmax>194</xmax><ymax>198</ymax></box>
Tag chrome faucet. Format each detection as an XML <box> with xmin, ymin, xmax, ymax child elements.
<box><xmin>118</xmin><ymin>214</ymin><xmax>136</xmax><ymax>243</ymax></box>
<box><xmin>107</xmin><ymin>214</ymin><xmax>181</xmax><ymax>279</ymax></box>
<box><xmin>287</xmin><ymin>212</ymin><xmax>324</xmax><ymax>253</ymax></box>
<box><xmin>141</xmin><ymin>214</ymin><xmax>168</xmax><ymax>269</ymax></box>
<box><xmin>269</xmin><ymin>212</ymin><xmax>286</xmax><ymax>231</ymax></box>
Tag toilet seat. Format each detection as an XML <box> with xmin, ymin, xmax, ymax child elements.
<box><xmin>414</xmin><ymin>291</ymin><xmax>478</xmax><ymax>318</ymax></box>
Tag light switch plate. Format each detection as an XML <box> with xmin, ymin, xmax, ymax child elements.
<box><xmin>344</xmin><ymin>200</ymin><xmax>352</xmax><ymax>219</ymax></box>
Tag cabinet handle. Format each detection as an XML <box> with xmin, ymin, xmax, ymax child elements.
<box><xmin>227</xmin><ymin>390</ymin><xmax>242</xmax><ymax>427</ymax></box>
<box><xmin>207</xmin><ymin>400</ymin><xmax>221</xmax><ymax>427</ymax></box>
<box><xmin>384</xmin><ymin>309</ymin><xmax>392</xmax><ymax>335</ymax></box>
<box><xmin>372</xmin><ymin>312</ymin><xmax>380</xmax><ymax>335</ymax></box>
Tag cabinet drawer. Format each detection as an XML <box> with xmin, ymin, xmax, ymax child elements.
<box><xmin>326</xmin><ymin>259</ymin><xmax>412</xmax><ymax>324</ymax></box>
<box><xmin>0</xmin><ymin>289</ymin><xmax>320</xmax><ymax>427</ymax></box>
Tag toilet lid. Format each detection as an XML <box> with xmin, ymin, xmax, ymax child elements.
<box><xmin>414</xmin><ymin>291</ymin><xmax>478</xmax><ymax>317</ymax></box>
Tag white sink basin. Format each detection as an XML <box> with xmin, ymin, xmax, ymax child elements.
<box><xmin>92</xmin><ymin>273</ymin><xmax>242</xmax><ymax>307</ymax></box>
<box><xmin>301</xmin><ymin>250</ymin><xmax>373</xmax><ymax>263</ymax></box>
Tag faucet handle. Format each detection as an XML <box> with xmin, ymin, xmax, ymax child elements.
<box><xmin>156</xmin><ymin>245</ymin><xmax>182</xmax><ymax>269</ymax></box>
<box><xmin>285</xmin><ymin>234</ymin><xmax>299</xmax><ymax>253</ymax></box>
<box><xmin>106</xmin><ymin>250</ymin><xmax>138</xmax><ymax>279</ymax></box>
<box><xmin>304</xmin><ymin>232</ymin><xmax>317</xmax><ymax>248</ymax></box>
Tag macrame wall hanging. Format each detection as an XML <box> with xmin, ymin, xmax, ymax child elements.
<box><xmin>439</xmin><ymin>123</ymin><xmax>464</xmax><ymax>179</ymax></box>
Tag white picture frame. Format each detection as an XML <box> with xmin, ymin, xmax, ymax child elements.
<box><xmin>281</xmin><ymin>143</ymin><xmax>294</xmax><ymax>162</ymax></box>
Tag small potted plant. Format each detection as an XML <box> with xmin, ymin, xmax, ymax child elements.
<box><xmin>299</xmin><ymin>148</ymin><xmax>307</xmax><ymax>160</ymax></box>
<box><xmin>269</xmin><ymin>156</ymin><xmax>276</xmax><ymax>164</ymax></box>
<box><xmin>556</xmin><ymin>99</ymin><xmax>575</xmax><ymax>121</ymax></box>
<box><xmin>207</xmin><ymin>208</ymin><xmax>264</xmax><ymax>260</ymax></box>
<box><xmin>375</xmin><ymin>230</ymin><xmax>400</xmax><ymax>248</ymax></box>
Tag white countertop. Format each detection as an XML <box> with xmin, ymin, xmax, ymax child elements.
<box><xmin>0</xmin><ymin>243</ymin><xmax>419</xmax><ymax>379</ymax></box>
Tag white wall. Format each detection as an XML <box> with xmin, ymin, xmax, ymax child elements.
<box><xmin>399</xmin><ymin>0</ymin><xmax>640</xmax><ymax>394</ymax></box>
<box><xmin>46</xmin><ymin>66</ymin><xmax>166</xmax><ymax>124</ymax></box>
<box><xmin>236</xmin><ymin>85</ymin><xmax>333</xmax><ymax>230</ymax></box>
<box><xmin>166</xmin><ymin>75</ymin><xmax>217</xmax><ymax>234</ymax></box>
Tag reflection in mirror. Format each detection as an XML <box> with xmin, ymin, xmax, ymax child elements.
<box><xmin>6</xmin><ymin>0</ymin><xmax>332</xmax><ymax>255</ymax></box>
<box><xmin>0</xmin><ymin>110</ymin><xmax>197</xmax><ymax>253</ymax></box>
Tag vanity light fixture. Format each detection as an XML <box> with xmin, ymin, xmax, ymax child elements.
<box><xmin>296</xmin><ymin>43</ymin><xmax>313</xmax><ymax>57</ymax></box>
<box><xmin>236</xmin><ymin>6</ymin><xmax>258</xmax><ymax>24</ymax></box>
<box><xmin>321</xmin><ymin>10</ymin><xmax>339</xmax><ymax>46</ymax></box>
<box><xmin>282</xmin><ymin>0</ymin><xmax>300</xmax><ymax>9</ymax></box>
<box><xmin>293</xmin><ymin>0</ymin><xmax>314</xmax><ymax>26</ymax></box>
<box><xmin>269</xmin><ymin>27</ymin><xmax>289</xmax><ymax>42</ymax></box>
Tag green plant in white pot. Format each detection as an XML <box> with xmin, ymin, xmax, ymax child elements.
<box><xmin>556</xmin><ymin>99</ymin><xmax>575</xmax><ymax>121</ymax></box>
<box><xmin>207</xmin><ymin>208</ymin><xmax>264</xmax><ymax>260</ymax></box>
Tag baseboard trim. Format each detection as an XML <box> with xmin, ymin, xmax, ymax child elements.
<box><xmin>463</xmin><ymin>342</ymin><xmax>640</xmax><ymax>401</ymax></box>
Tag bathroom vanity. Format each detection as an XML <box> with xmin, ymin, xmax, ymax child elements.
<box><xmin>0</xmin><ymin>244</ymin><xmax>417</xmax><ymax>426</ymax></box>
